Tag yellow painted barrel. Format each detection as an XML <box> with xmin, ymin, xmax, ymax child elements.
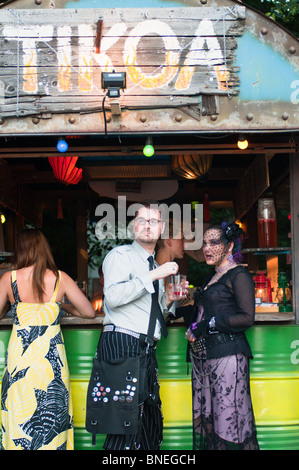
<box><xmin>63</xmin><ymin>328</ymin><xmax>101</xmax><ymax>450</ymax></box>
<box><xmin>156</xmin><ymin>326</ymin><xmax>193</xmax><ymax>450</ymax></box>
<box><xmin>1</xmin><ymin>324</ymin><xmax>298</xmax><ymax>450</ymax></box>
<box><xmin>65</xmin><ymin>327</ymin><xmax>193</xmax><ymax>450</ymax></box>
<box><xmin>247</xmin><ymin>325</ymin><xmax>299</xmax><ymax>450</ymax></box>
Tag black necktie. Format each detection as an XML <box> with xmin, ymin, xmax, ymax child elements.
<box><xmin>148</xmin><ymin>256</ymin><xmax>168</xmax><ymax>339</ymax></box>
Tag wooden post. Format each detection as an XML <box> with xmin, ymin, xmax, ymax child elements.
<box><xmin>290</xmin><ymin>147</ymin><xmax>299</xmax><ymax>324</ymax></box>
<box><xmin>76</xmin><ymin>203</ymin><xmax>88</xmax><ymax>293</ymax></box>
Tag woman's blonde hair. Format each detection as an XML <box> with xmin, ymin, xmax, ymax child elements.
<box><xmin>16</xmin><ymin>228</ymin><xmax>58</xmax><ymax>302</ymax></box>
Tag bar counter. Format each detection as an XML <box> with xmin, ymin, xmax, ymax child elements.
<box><xmin>0</xmin><ymin>311</ymin><xmax>295</xmax><ymax>327</ymax></box>
<box><xmin>0</xmin><ymin>314</ymin><xmax>298</xmax><ymax>450</ymax></box>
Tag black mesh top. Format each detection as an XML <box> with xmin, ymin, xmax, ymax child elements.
<box><xmin>194</xmin><ymin>266</ymin><xmax>255</xmax><ymax>358</ymax></box>
<box><xmin>202</xmin><ymin>266</ymin><xmax>255</xmax><ymax>332</ymax></box>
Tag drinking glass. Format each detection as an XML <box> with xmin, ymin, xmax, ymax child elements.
<box><xmin>171</xmin><ymin>274</ymin><xmax>187</xmax><ymax>298</ymax></box>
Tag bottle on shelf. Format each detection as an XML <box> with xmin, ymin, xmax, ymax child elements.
<box><xmin>257</xmin><ymin>198</ymin><xmax>277</xmax><ymax>248</ymax></box>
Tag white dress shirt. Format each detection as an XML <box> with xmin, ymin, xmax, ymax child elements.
<box><xmin>102</xmin><ymin>240</ymin><xmax>171</xmax><ymax>340</ymax></box>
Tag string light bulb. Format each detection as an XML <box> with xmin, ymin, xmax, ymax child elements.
<box><xmin>237</xmin><ymin>135</ymin><xmax>249</xmax><ymax>150</ymax></box>
<box><xmin>143</xmin><ymin>136</ymin><xmax>155</xmax><ymax>157</ymax></box>
<box><xmin>57</xmin><ymin>138</ymin><xmax>68</xmax><ymax>153</ymax></box>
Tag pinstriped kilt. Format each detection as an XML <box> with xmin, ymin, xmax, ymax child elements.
<box><xmin>96</xmin><ymin>330</ymin><xmax>163</xmax><ymax>450</ymax></box>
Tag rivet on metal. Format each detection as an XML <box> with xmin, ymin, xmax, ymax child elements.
<box><xmin>281</xmin><ymin>112</ymin><xmax>289</xmax><ymax>121</ymax></box>
<box><xmin>139</xmin><ymin>115</ymin><xmax>147</xmax><ymax>123</ymax></box>
<box><xmin>261</xmin><ymin>28</ymin><xmax>268</xmax><ymax>35</ymax></box>
<box><xmin>246</xmin><ymin>113</ymin><xmax>254</xmax><ymax>121</ymax></box>
<box><xmin>289</xmin><ymin>46</ymin><xmax>296</xmax><ymax>55</ymax></box>
<box><xmin>68</xmin><ymin>116</ymin><xmax>76</xmax><ymax>124</ymax></box>
<box><xmin>175</xmin><ymin>114</ymin><xmax>182</xmax><ymax>122</ymax></box>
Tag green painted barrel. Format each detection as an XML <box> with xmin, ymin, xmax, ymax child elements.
<box><xmin>63</xmin><ymin>328</ymin><xmax>101</xmax><ymax>450</ymax></box>
<box><xmin>1</xmin><ymin>324</ymin><xmax>299</xmax><ymax>450</ymax></box>
<box><xmin>0</xmin><ymin>329</ymin><xmax>11</xmax><ymax>377</ymax></box>
<box><xmin>63</xmin><ymin>327</ymin><xmax>193</xmax><ymax>450</ymax></box>
<box><xmin>156</xmin><ymin>326</ymin><xmax>193</xmax><ymax>450</ymax></box>
<box><xmin>246</xmin><ymin>325</ymin><xmax>299</xmax><ymax>450</ymax></box>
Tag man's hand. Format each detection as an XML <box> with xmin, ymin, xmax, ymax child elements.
<box><xmin>148</xmin><ymin>262</ymin><xmax>179</xmax><ymax>282</ymax></box>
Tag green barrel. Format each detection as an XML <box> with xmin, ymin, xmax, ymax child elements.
<box><xmin>246</xmin><ymin>324</ymin><xmax>299</xmax><ymax>450</ymax></box>
<box><xmin>64</xmin><ymin>326</ymin><xmax>193</xmax><ymax>450</ymax></box>
<box><xmin>0</xmin><ymin>329</ymin><xmax>15</xmax><ymax>440</ymax></box>
<box><xmin>2</xmin><ymin>324</ymin><xmax>298</xmax><ymax>450</ymax></box>
<box><xmin>63</xmin><ymin>328</ymin><xmax>101</xmax><ymax>450</ymax></box>
<box><xmin>157</xmin><ymin>326</ymin><xmax>193</xmax><ymax>450</ymax></box>
<box><xmin>0</xmin><ymin>329</ymin><xmax>12</xmax><ymax>377</ymax></box>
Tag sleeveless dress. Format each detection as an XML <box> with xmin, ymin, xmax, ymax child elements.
<box><xmin>1</xmin><ymin>270</ymin><xmax>74</xmax><ymax>450</ymax></box>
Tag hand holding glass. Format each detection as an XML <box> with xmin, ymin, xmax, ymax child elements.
<box><xmin>171</xmin><ymin>274</ymin><xmax>188</xmax><ymax>298</ymax></box>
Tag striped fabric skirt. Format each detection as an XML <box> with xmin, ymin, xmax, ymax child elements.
<box><xmin>96</xmin><ymin>330</ymin><xmax>163</xmax><ymax>450</ymax></box>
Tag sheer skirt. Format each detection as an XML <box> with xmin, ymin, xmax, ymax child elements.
<box><xmin>191</xmin><ymin>349</ymin><xmax>259</xmax><ymax>450</ymax></box>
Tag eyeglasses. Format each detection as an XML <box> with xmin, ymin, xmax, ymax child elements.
<box><xmin>135</xmin><ymin>217</ymin><xmax>161</xmax><ymax>226</ymax></box>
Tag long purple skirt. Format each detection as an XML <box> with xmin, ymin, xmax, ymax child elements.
<box><xmin>191</xmin><ymin>347</ymin><xmax>259</xmax><ymax>450</ymax></box>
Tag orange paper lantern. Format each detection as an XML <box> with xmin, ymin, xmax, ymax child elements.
<box><xmin>172</xmin><ymin>154</ymin><xmax>212</xmax><ymax>180</ymax></box>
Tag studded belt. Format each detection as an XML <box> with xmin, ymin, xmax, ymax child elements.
<box><xmin>206</xmin><ymin>332</ymin><xmax>244</xmax><ymax>347</ymax></box>
<box><xmin>102</xmin><ymin>324</ymin><xmax>159</xmax><ymax>349</ymax></box>
<box><xmin>102</xmin><ymin>324</ymin><xmax>141</xmax><ymax>339</ymax></box>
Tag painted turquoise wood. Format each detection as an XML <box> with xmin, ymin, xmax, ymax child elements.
<box><xmin>236</xmin><ymin>32</ymin><xmax>299</xmax><ymax>102</ymax></box>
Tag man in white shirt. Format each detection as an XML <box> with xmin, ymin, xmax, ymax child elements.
<box><xmin>98</xmin><ymin>201</ymin><xmax>182</xmax><ymax>450</ymax></box>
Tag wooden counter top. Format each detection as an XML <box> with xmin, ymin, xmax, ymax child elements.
<box><xmin>0</xmin><ymin>312</ymin><xmax>295</xmax><ymax>327</ymax></box>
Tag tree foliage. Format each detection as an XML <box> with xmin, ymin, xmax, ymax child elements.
<box><xmin>242</xmin><ymin>0</ymin><xmax>299</xmax><ymax>36</ymax></box>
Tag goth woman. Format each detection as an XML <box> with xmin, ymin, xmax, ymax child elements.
<box><xmin>186</xmin><ymin>222</ymin><xmax>259</xmax><ymax>450</ymax></box>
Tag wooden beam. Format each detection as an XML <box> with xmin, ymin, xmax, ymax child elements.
<box><xmin>0</xmin><ymin>141</ymin><xmax>296</xmax><ymax>158</ymax></box>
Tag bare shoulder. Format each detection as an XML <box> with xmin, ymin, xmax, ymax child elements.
<box><xmin>59</xmin><ymin>271</ymin><xmax>73</xmax><ymax>283</ymax></box>
<box><xmin>58</xmin><ymin>271</ymin><xmax>79</xmax><ymax>291</ymax></box>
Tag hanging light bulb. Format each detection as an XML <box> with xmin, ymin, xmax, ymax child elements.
<box><xmin>237</xmin><ymin>134</ymin><xmax>249</xmax><ymax>150</ymax></box>
<box><xmin>143</xmin><ymin>136</ymin><xmax>155</xmax><ymax>157</ymax></box>
<box><xmin>57</xmin><ymin>138</ymin><xmax>69</xmax><ymax>153</ymax></box>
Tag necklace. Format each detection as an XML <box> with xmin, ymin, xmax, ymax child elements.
<box><xmin>215</xmin><ymin>261</ymin><xmax>237</xmax><ymax>274</ymax></box>
<box><xmin>208</xmin><ymin>262</ymin><xmax>237</xmax><ymax>285</ymax></box>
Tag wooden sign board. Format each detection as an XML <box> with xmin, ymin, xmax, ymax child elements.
<box><xmin>0</xmin><ymin>7</ymin><xmax>245</xmax><ymax>117</ymax></box>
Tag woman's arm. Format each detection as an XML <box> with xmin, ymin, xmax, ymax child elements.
<box><xmin>215</xmin><ymin>270</ymin><xmax>255</xmax><ymax>333</ymax></box>
<box><xmin>60</xmin><ymin>272</ymin><xmax>96</xmax><ymax>318</ymax></box>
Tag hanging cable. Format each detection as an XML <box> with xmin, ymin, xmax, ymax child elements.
<box><xmin>102</xmin><ymin>93</ymin><xmax>108</xmax><ymax>138</ymax></box>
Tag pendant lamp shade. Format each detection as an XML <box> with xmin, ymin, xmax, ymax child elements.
<box><xmin>172</xmin><ymin>154</ymin><xmax>212</xmax><ymax>179</ymax></box>
<box><xmin>48</xmin><ymin>156</ymin><xmax>83</xmax><ymax>185</ymax></box>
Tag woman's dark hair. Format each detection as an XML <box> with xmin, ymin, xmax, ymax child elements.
<box><xmin>16</xmin><ymin>228</ymin><xmax>59</xmax><ymax>302</ymax></box>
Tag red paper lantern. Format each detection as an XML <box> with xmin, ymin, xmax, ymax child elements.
<box><xmin>48</xmin><ymin>156</ymin><xmax>83</xmax><ymax>184</ymax></box>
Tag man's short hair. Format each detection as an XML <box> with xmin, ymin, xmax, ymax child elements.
<box><xmin>134</xmin><ymin>200</ymin><xmax>166</xmax><ymax>222</ymax></box>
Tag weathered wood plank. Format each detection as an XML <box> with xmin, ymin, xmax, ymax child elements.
<box><xmin>0</xmin><ymin>7</ymin><xmax>245</xmax><ymax>117</ymax></box>
<box><xmin>0</xmin><ymin>7</ymin><xmax>246</xmax><ymax>24</ymax></box>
